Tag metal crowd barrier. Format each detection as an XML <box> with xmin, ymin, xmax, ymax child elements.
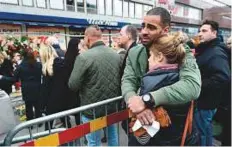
<box><xmin>0</xmin><ymin>128</ymin><xmax>66</xmax><ymax>146</ymax></box>
<box><xmin>0</xmin><ymin>32</ymin><xmax>120</xmax><ymax>37</ymax></box>
<box><xmin>3</xmin><ymin>96</ymin><xmax>129</xmax><ymax>146</ymax></box>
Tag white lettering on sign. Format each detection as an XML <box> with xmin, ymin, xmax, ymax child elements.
<box><xmin>87</xmin><ymin>19</ymin><xmax>118</xmax><ymax>26</ymax></box>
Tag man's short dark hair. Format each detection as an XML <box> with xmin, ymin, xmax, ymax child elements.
<box><xmin>202</xmin><ymin>20</ymin><xmax>219</xmax><ymax>33</ymax></box>
<box><xmin>125</xmin><ymin>25</ymin><xmax>138</xmax><ymax>42</ymax></box>
<box><xmin>146</xmin><ymin>7</ymin><xmax>171</xmax><ymax>27</ymax></box>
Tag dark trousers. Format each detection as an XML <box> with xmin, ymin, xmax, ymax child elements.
<box><xmin>221</xmin><ymin>108</ymin><xmax>231</xmax><ymax>146</ymax></box>
<box><xmin>25</xmin><ymin>101</ymin><xmax>41</xmax><ymax>121</ymax></box>
<box><xmin>214</xmin><ymin>106</ymin><xmax>231</xmax><ymax>146</ymax></box>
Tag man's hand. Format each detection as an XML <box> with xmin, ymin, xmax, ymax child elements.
<box><xmin>136</xmin><ymin>109</ymin><xmax>155</xmax><ymax>125</ymax></box>
<box><xmin>128</xmin><ymin>96</ymin><xmax>146</xmax><ymax>114</ymax></box>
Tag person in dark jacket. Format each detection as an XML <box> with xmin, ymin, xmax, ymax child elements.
<box><xmin>1</xmin><ymin>50</ymin><xmax>42</xmax><ymax>121</ymax></box>
<box><xmin>117</xmin><ymin>25</ymin><xmax>138</xmax><ymax>135</ymax></box>
<box><xmin>195</xmin><ymin>20</ymin><xmax>230</xmax><ymax>146</ymax></box>
<box><xmin>213</xmin><ymin>36</ymin><xmax>231</xmax><ymax>146</ymax></box>
<box><xmin>40</xmin><ymin>40</ymin><xmax>80</xmax><ymax>129</ymax></box>
<box><xmin>128</xmin><ymin>32</ymin><xmax>199</xmax><ymax>146</ymax></box>
<box><xmin>0</xmin><ymin>52</ymin><xmax>13</xmax><ymax>94</ymax></box>
<box><xmin>117</xmin><ymin>25</ymin><xmax>138</xmax><ymax>78</ymax></box>
<box><xmin>39</xmin><ymin>44</ymin><xmax>67</xmax><ymax>129</ymax></box>
<box><xmin>55</xmin><ymin>38</ymin><xmax>80</xmax><ymax>125</ymax></box>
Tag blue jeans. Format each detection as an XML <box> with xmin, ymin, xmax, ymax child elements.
<box><xmin>194</xmin><ymin>108</ymin><xmax>217</xmax><ymax>146</ymax></box>
<box><xmin>81</xmin><ymin>115</ymin><xmax>119</xmax><ymax>146</ymax></box>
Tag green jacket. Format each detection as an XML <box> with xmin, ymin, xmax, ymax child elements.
<box><xmin>69</xmin><ymin>41</ymin><xmax>121</xmax><ymax>118</ymax></box>
<box><xmin>121</xmin><ymin>44</ymin><xmax>201</xmax><ymax>106</ymax></box>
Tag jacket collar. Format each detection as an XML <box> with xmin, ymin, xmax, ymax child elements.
<box><xmin>89</xmin><ymin>41</ymin><xmax>105</xmax><ymax>49</ymax></box>
<box><xmin>128</xmin><ymin>41</ymin><xmax>137</xmax><ymax>50</ymax></box>
<box><xmin>148</xmin><ymin>64</ymin><xmax>178</xmax><ymax>73</ymax></box>
<box><xmin>195</xmin><ymin>38</ymin><xmax>221</xmax><ymax>55</ymax></box>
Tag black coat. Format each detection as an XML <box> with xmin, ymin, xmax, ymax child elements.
<box><xmin>3</xmin><ymin>59</ymin><xmax>42</xmax><ymax>102</ymax></box>
<box><xmin>0</xmin><ymin>59</ymin><xmax>13</xmax><ymax>94</ymax></box>
<box><xmin>196</xmin><ymin>38</ymin><xmax>231</xmax><ymax>110</ymax></box>
<box><xmin>120</xmin><ymin>42</ymin><xmax>137</xmax><ymax>78</ymax></box>
<box><xmin>41</xmin><ymin>57</ymin><xmax>79</xmax><ymax>114</ymax></box>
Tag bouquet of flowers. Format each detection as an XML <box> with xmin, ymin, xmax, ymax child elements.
<box><xmin>0</xmin><ymin>35</ymin><xmax>42</xmax><ymax>58</ymax></box>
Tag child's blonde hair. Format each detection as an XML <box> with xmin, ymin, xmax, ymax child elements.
<box><xmin>150</xmin><ymin>32</ymin><xmax>186</xmax><ymax>65</ymax></box>
<box><xmin>39</xmin><ymin>44</ymin><xmax>58</xmax><ymax>76</ymax></box>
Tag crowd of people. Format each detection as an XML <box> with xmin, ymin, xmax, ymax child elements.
<box><xmin>0</xmin><ymin>6</ymin><xmax>231</xmax><ymax>146</ymax></box>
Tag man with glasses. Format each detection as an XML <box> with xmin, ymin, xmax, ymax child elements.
<box><xmin>121</xmin><ymin>7</ymin><xmax>201</xmax><ymax>145</ymax></box>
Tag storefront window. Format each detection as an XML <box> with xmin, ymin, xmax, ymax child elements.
<box><xmin>0</xmin><ymin>0</ymin><xmax>18</xmax><ymax>5</ymax></box>
<box><xmin>106</xmin><ymin>0</ymin><xmax>112</xmax><ymax>15</ymax></box>
<box><xmin>98</xmin><ymin>0</ymin><xmax>105</xmax><ymax>15</ymax></box>
<box><xmin>172</xmin><ymin>4</ymin><xmax>202</xmax><ymax>20</ymax></box>
<box><xmin>219</xmin><ymin>29</ymin><xmax>231</xmax><ymax>42</ymax></box>
<box><xmin>135</xmin><ymin>3</ymin><xmax>142</xmax><ymax>19</ymax></box>
<box><xmin>36</xmin><ymin>0</ymin><xmax>46</xmax><ymax>8</ymax></box>
<box><xmin>143</xmin><ymin>5</ymin><xmax>152</xmax><ymax>15</ymax></box>
<box><xmin>123</xmin><ymin>1</ymin><xmax>129</xmax><ymax>17</ymax></box>
<box><xmin>22</xmin><ymin>0</ymin><xmax>33</xmax><ymax>6</ymax></box>
<box><xmin>50</xmin><ymin>0</ymin><xmax>64</xmax><ymax>10</ymax></box>
<box><xmin>77</xmin><ymin>0</ymin><xmax>84</xmax><ymax>12</ymax></box>
<box><xmin>87</xmin><ymin>0</ymin><xmax>97</xmax><ymax>14</ymax></box>
<box><xmin>183</xmin><ymin>7</ymin><xmax>188</xmax><ymax>17</ymax></box>
<box><xmin>174</xmin><ymin>4</ymin><xmax>184</xmax><ymax>17</ymax></box>
<box><xmin>66</xmin><ymin>0</ymin><xmax>75</xmax><ymax>11</ymax></box>
<box><xmin>129</xmin><ymin>2</ymin><xmax>135</xmax><ymax>18</ymax></box>
<box><xmin>113</xmin><ymin>0</ymin><xmax>122</xmax><ymax>16</ymax></box>
<box><xmin>188</xmin><ymin>7</ymin><xmax>202</xmax><ymax>20</ymax></box>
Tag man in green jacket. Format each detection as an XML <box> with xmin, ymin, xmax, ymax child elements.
<box><xmin>122</xmin><ymin>7</ymin><xmax>201</xmax><ymax>142</ymax></box>
<box><xmin>69</xmin><ymin>25</ymin><xmax>121</xmax><ymax>146</ymax></box>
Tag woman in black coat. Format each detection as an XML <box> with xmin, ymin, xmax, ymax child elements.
<box><xmin>62</xmin><ymin>38</ymin><xmax>80</xmax><ymax>125</ymax></box>
<box><xmin>1</xmin><ymin>50</ymin><xmax>42</xmax><ymax>121</ymax></box>
<box><xmin>0</xmin><ymin>52</ymin><xmax>13</xmax><ymax>94</ymax></box>
<box><xmin>41</xmin><ymin>39</ymin><xmax>80</xmax><ymax>129</ymax></box>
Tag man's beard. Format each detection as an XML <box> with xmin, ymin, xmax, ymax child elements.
<box><xmin>142</xmin><ymin>41</ymin><xmax>153</xmax><ymax>49</ymax></box>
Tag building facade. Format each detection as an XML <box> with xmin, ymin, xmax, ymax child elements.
<box><xmin>0</xmin><ymin>0</ymin><xmax>231</xmax><ymax>48</ymax></box>
<box><xmin>0</xmin><ymin>0</ymin><xmax>153</xmax><ymax>48</ymax></box>
<box><xmin>157</xmin><ymin>0</ymin><xmax>231</xmax><ymax>40</ymax></box>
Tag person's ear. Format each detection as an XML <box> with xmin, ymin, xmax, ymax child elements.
<box><xmin>212</xmin><ymin>30</ymin><xmax>217</xmax><ymax>36</ymax></box>
<box><xmin>157</xmin><ymin>52</ymin><xmax>164</xmax><ymax>62</ymax></box>
<box><xmin>162</xmin><ymin>26</ymin><xmax>170</xmax><ymax>34</ymax></box>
